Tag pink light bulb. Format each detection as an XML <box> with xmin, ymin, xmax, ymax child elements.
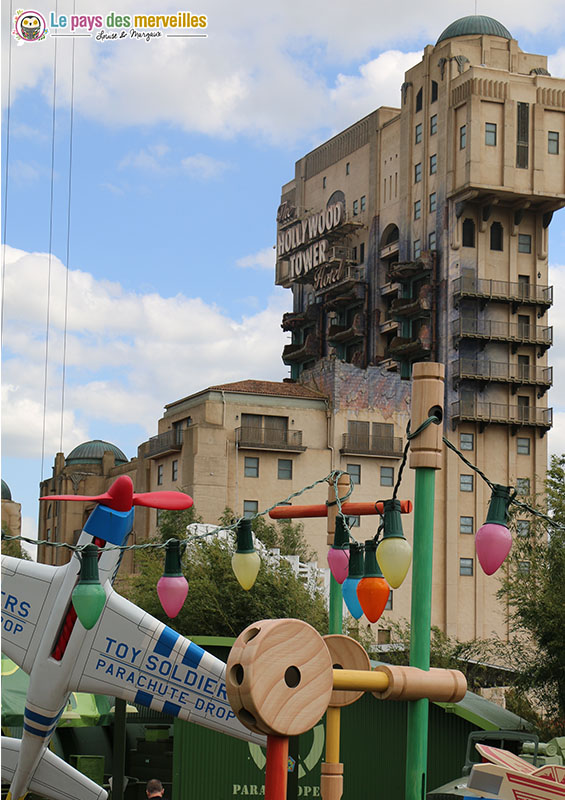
<box><xmin>327</xmin><ymin>547</ymin><xmax>350</xmax><ymax>584</ymax></box>
<box><xmin>157</xmin><ymin>575</ymin><xmax>188</xmax><ymax>618</ymax></box>
<box><xmin>475</xmin><ymin>523</ymin><xmax>512</xmax><ymax>575</ymax></box>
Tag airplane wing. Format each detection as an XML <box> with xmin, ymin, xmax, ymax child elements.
<box><xmin>467</xmin><ymin>763</ymin><xmax>565</xmax><ymax>800</ymax></box>
<box><xmin>67</xmin><ymin>588</ymin><xmax>266</xmax><ymax>746</ymax></box>
<box><xmin>1</xmin><ymin>555</ymin><xmax>63</xmax><ymax>672</ymax></box>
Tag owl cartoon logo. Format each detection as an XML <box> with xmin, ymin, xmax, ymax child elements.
<box><xmin>13</xmin><ymin>10</ymin><xmax>48</xmax><ymax>43</ymax></box>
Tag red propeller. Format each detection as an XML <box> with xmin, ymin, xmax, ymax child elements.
<box><xmin>40</xmin><ymin>475</ymin><xmax>193</xmax><ymax>513</ymax></box>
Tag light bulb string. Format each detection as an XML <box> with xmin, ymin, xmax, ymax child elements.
<box><xmin>2</xmin><ymin>469</ymin><xmax>356</xmax><ymax>554</ymax></box>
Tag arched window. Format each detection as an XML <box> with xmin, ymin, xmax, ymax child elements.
<box><xmin>462</xmin><ymin>219</ymin><xmax>475</xmax><ymax>248</ymax></box>
<box><xmin>490</xmin><ymin>221</ymin><xmax>503</xmax><ymax>251</ymax></box>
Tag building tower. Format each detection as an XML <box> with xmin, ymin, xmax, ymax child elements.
<box><xmin>276</xmin><ymin>16</ymin><xmax>563</xmax><ymax>639</ymax></box>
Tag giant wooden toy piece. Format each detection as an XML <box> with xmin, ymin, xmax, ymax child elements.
<box><xmin>1</xmin><ymin>476</ymin><xmax>266</xmax><ymax>800</ymax></box>
<box><xmin>227</xmin><ymin>619</ymin><xmax>467</xmax><ymax>800</ymax></box>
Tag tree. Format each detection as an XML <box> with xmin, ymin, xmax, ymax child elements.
<box><xmin>218</xmin><ymin>507</ymin><xmax>317</xmax><ymax>563</ymax></box>
<box><xmin>156</xmin><ymin>503</ymin><xmax>203</xmax><ymax>542</ymax></box>
<box><xmin>496</xmin><ymin>454</ymin><xmax>565</xmax><ymax>736</ymax></box>
<box><xmin>1</xmin><ymin>524</ymin><xmax>31</xmax><ymax>560</ymax></box>
<box><xmin>125</xmin><ymin>535</ymin><xmax>328</xmax><ymax>638</ymax></box>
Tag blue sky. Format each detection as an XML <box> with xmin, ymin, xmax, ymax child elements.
<box><xmin>2</xmin><ymin>0</ymin><xmax>565</xmax><ymax>545</ymax></box>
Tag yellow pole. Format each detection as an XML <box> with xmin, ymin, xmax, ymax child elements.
<box><xmin>325</xmin><ymin>706</ymin><xmax>341</xmax><ymax>763</ymax></box>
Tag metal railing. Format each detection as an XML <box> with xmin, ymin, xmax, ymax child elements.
<box><xmin>452</xmin><ymin>276</ymin><xmax>553</xmax><ymax>306</ymax></box>
<box><xmin>235</xmin><ymin>426</ymin><xmax>306</xmax><ymax>451</ymax></box>
<box><xmin>454</xmin><ymin>358</ymin><xmax>553</xmax><ymax>386</ymax></box>
<box><xmin>453</xmin><ymin>317</ymin><xmax>553</xmax><ymax>346</ymax></box>
<box><xmin>452</xmin><ymin>401</ymin><xmax>553</xmax><ymax>428</ymax></box>
<box><xmin>340</xmin><ymin>434</ymin><xmax>404</xmax><ymax>457</ymax></box>
<box><xmin>146</xmin><ymin>429</ymin><xmax>183</xmax><ymax>457</ymax></box>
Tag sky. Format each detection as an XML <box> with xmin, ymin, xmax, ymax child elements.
<box><xmin>1</xmin><ymin>0</ymin><xmax>565</xmax><ymax>550</ymax></box>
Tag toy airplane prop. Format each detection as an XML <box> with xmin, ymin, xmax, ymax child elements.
<box><xmin>466</xmin><ymin>744</ymin><xmax>565</xmax><ymax>800</ymax></box>
<box><xmin>1</xmin><ymin>476</ymin><xmax>265</xmax><ymax>800</ymax></box>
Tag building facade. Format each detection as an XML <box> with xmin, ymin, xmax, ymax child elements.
<box><xmin>37</xmin><ymin>16</ymin><xmax>563</xmax><ymax>643</ymax></box>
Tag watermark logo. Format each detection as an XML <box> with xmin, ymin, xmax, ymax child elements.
<box><xmin>13</xmin><ymin>9</ymin><xmax>48</xmax><ymax>42</ymax></box>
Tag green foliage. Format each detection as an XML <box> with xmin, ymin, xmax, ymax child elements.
<box><xmin>219</xmin><ymin>507</ymin><xmax>317</xmax><ymax>563</ymax></box>
<box><xmin>127</xmin><ymin>535</ymin><xmax>328</xmax><ymax>638</ymax></box>
<box><xmin>493</xmin><ymin>454</ymin><xmax>565</xmax><ymax>734</ymax></box>
<box><xmin>156</xmin><ymin>501</ymin><xmax>203</xmax><ymax>542</ymax></box>
<box><xmin>1</xmin><ymin>524</ymin><xmax>31</xmax><ymax>560</ymax></box>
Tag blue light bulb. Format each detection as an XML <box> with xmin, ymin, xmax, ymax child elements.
<box><xmin>342</xmin><ymin>577</ymin><xmax>363</xmax><ymax>619</ymax></box>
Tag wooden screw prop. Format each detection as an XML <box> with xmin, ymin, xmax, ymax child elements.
<box><xmin>227</xmin><ymin>623</ymin><xmax>466</xmax><ymax>800</ymax></box>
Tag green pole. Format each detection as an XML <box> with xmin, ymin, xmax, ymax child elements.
<box><xmin>405</xmin><ymin>467</ymin><xmax>436</xmax><ymax>800</ymax></box>
<box><xmin>329</xmin><ymin>574</ymin><xmax>343</xmax><ymax>634</ymax></box>
<box><xmin>112</xmin><ymin>696</ymin><xmax>127</xmax><ymax>800</ymax></box>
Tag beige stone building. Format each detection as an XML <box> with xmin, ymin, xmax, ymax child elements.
<box><xmin>2</xmin><ymin>479</ymin><xmax>22</xmax><ymax>540</ymax></box>
<box><xmin>38</xmin><ymin>15</ymin><xmax>563</xmax><ymax>643</ymax></box>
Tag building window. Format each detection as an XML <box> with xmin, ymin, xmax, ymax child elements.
<box><xmin>430</xmin><ymin>114</ymin><xmax>437</xmax><ymax>136</ymax></box>
<box><xmin>415</xmin><ymin>123</ymin><xmax>422</xmax><ymax>144</ymax></box>
<box><xmin>429</xmin><ymin>192</ymin><xmax>436</xmax><ymax>213</ymax></box>
<box><xmin>243</xmin><ymin>500</ymin><xmax>258</xmax><ymax>519</ymax></box>
<box><xmin>385</xmin><ymin>591</ymin><xmax>393</xmax><ymax>611</ymax></box>
<box><xmin>517</xmin><ymin>478</ymin><xmax>530</xmax><ymax>496</ymax></box>
<box><xmin>460</xmin><ymin>124</ymin><xmax>467</xmax><ymax>149</ymax></box>
<box><xmin>428</xmin><ymin>231</ymin><xmax>436</xmax><ymax>250</ymax></box>
<box><xmin>490</xmin><ymin>221</ymin><xmax>503</xmax><ymax>251</ymax></box>
<box><xmin>460</xmin><ymin>516</ymin><xmax>474</xmax><ymax>535</ymax></box>
<box><xmin>348</xmin><ymin>516</ymin><xmax>360</xmax><ymax>527</ymax></box>
<box><xmin>323</xmin><ymin>176</ymin><xmax>327</xmax><ymax>188</ymax></box>
<box><xmin>380</xmin><ymin>466</ymin><xmax>394</xmax><ymax>487</ymax></box>
<box><xmin>415</xmin><ymin>162</ymin><xmax>422</xmax><ymax>183</ymax></box>
<box><xmin>278</xmin><ymin>459</ymin><xmax>292</xmax><ymax>480</ymax></box>
<box><xmin>156</xmin><ymin>509</ymin><xmax>163</xmax><ymax>527</ymax></box>
<box><xmin>460</xmin><ymin>474</ymin><xmax>474</xmax><ymax>492</ymax></box>
<box><xmin>413</xmin><ymin>239</ymin><xmax>421</xmax><ymax>259</ymax></box>
<box><xmin>460</xmin><ymin>433</ymin><xmax>474</xmax><ymax>451</ymax></box>
<box><xmin>416</xmin><ymin>88</ymin><xmax>423</xmax><ymax>112</ymax></box>
<box><xmin>244</xmin><ymin>456</ymin><xmax>259</xmax><ymax>478</ymax></box>
<box><xmin>414</xmin><ymin>200</ymin><xmax>421</xmax><ymax>220</ymax></box>
<box><xmin>548</xmin><ymin>131</ymin><xmax>559</xmax><ymax>154</ymax></box>
<box><xmin>47</xmin><ymin>503</ymin><xmax>52</xmax><ymax>519</ymax></box>
<box><xmin>518</xmin><ymin>561</ymin><xmax>530</xmax><ymax>576</ymax></box>
<box><xmin>46</xmin><ymin>528</ymin><xmax>51</xmax><ymax>542</ymax></box>
<box><xmin>430</xmin><ymin>154</ymin><xmax>437</xmax><ymax>174</ymax></box>
<box><xmin>518</xmin><ymin>234</ymin><xmax>532</xmax><ymax>254</ymax></box>
<box><xmin>460</xmin><ymin>558</ymin><xmax>474</xmax><ymax>576</ymax></box>
<box><xmin>347</xmin><ymin>464</ymin><xmax>361</xmax><ymax>485</ymax></box>
<box><xmin>359</xmin><ymin>242</ymin><xmax>365</xmax><ymax>262</ymax></box>
<box><xmin>157</xmin><ymin>465</ymin><xmax>163</xmax><ymax>485</ymax></box>
<box><xmin>516</xmin><ymin>102</ymin><xmax>529</xmax><ymax>168</ymax></box>
<box><xmin>353</xmin><ymin>199</ymin><xmax>359</xmax><ymax>216</ymax></box>
<box><xmin>431</xmin><ymin>80</ymin><xmax>438</xmax><ymax>103</ymax></box>
<box><xmin>517</xmin><ymin>437</ymin><xmax>530</xmax><ymax>455</ymax></box>
<box><xmin>462</xmin><ymin>218</ymin><xmax>475</xmax><ymax>247</ymax></box>
<box><xmin>172</xmin><ymin>460</ymin><xmax>178</xmax><ymax>481</ymax></box>
<box><xmin>516</xmin><ymin>520</ymin><xmax>530</xmax><ymax>537</ymax></box>
<box><xmin>485</xmin><ymin>122</ymin><xmax>497</xmax><ymax>146</ymax></box>
<box><xmin>360</xmin><ymin>195</ymin><xmax>366</xmax><ymax>212</ymax></box>
<box><xmin>346</xmin><ymin>162</ymin><xmax>350</xmax><ymax>175</ymax></box>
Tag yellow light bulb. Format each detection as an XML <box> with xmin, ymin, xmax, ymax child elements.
<box><xmin>232</xmin><ymin>551</ymin><xmax>261</xmax><ymax>591</ymax></box>
<box><xmin>377</xmin><ymin>536</ymin><xmax>412</xmax><ymax>589</ymax></box>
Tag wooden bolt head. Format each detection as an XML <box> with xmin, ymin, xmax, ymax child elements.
<box><xmin>226</xmin><ymin>618</ymin><xmax>333</xmax><ymax>737</ymax></box>
<box><xmin>323</xmin><ymin>635</ymin><xmax>370</xmax><ymax>707</ymax></box>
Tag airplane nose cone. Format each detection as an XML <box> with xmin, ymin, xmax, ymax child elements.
<box><xmin>106</xmin><ymin>475</ymin><xmax>134</xmax><ymax>511</ymax></box>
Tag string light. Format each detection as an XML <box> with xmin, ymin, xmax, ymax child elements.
<box><xmin>342</xmin><ymin>541</ymin><xmax>364</xmax><ymax>619</ymax></box>
<box><xmin>157</xmin><ymin>539</ymin><xmax>189</xmax><ymax>617</ymax></box>
<box><xmin>376</xmin><ymin>498</ymin><xmax>412</xmax><ymax>589</ymax></box>
<box><xmin>327</xmin><ymin>515</ymin><xmax>350</xmax><ymax>584</ymax></box>
<box><xmin>475</xmin><ymin>484</ymin><xmax>514</xmax><ymax>575</ymax></box>
<box><xmin>356</xmin><ymin>540</ymin><xmax>390</xmax><ymax>623</ymax></box>
<box><xmin>71</xmin><ymin>544</ymin><xmax>106</xmax><ymax>629</ymax></box>
<box><xmin>231</xmin><ymin>518</ymin><xmax>261</xmax><ymax>590</ymax></box>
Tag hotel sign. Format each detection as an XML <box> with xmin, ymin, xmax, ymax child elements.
<box><xmin>277</xmin><ymin>202</ymin><xmax>344</xmax><ymax>283</ymax></box>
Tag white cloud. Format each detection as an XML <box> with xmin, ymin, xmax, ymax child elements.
<box><xmin>548</xmin><ymin>47</ymin><xmax>565</xmax><ymax>77</ymax></box>
<box><xmin>548</xmin><ymin>263</ymin><xmax>565</xmax><ymax>457</ymax></box>
<box><xmin>181</xmin><ymin>154</ymin><xmax>230</xmax><ymax>180</ymax></box>
<box><xmin>6</xmin><ymin>0</ymin><xmax>563</xmax><ymax>144</ymax></box>
<box><xmin>236</xmin><ymin>247</ymin><xmax>275</xmax><ymax>270</ymax></box>
<box><xmin>1</xmin><ymin>245</ymin><xmax>291</xmax><ymax>460</ymax></box>
<box><xmin>119</xmin><ymin>144</ymin><xmax>170</xmax><ymax>171</ymax></box>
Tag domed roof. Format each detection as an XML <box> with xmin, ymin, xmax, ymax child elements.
<box><xmin>66</xmin><ymin>440</ymin><xmax>128</xmax><ymax>465</ymax></box>
<box><xmin>437</xmin><ymin>15</ymin><xmax>512</xmax><ymax>44</ymax></box>
<box><xmin>1</xmin><ymin>479</ymin><xmax>12</xmax><ymax>501</ymax></box>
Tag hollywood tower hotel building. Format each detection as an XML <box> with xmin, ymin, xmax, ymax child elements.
<box><xmin>276</xmin><ymin>16</ymin><xmax>564</xmax><ymax>639</ymax></box>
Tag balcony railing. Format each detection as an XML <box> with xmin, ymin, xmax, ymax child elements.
<box><xmin>236</xmin><ymin>426</ymin><xmax>306</xmax><ymax>452</ymax></box>
<box><xmin>453</xmin><ymin>317</ymin><xmax>552</xmax><ymax>349</ymax></box>
<box><xmin>340</xmin><ymin>434</ymin><xmax>404</xmax><ymax>458</ymax></box>
<box><xmin>146</xmin><ymin>429</ymin><xmax>183</xmax><ymax>458</ymax></box>
<box><xmin>452</xmin><ymin>277</ymin><xmax>553</xmax><ymax>310</ymax></box>
<box><xmin>453</xmin><ymin>358</ymin><xmax>553</xmax><ymax>388</ymax></box>
<box><xmin>452</xmin><ymin>401</ymin><xmax>553</xmax><ymax>430</ymax></box>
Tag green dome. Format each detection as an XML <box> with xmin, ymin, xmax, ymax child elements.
<box><xmin>66</xmin><ymin>440</ymin><xmax>128</xmax><ymax>466</ymax></box>
<box><xmin>437</xmin><ymin>15</ymin><xmax>512</xmax><ymax>44</ymax></box>
<box><xmin>1</xmin><ymin>479</ymin><xmax>12</xmax><ymax>501</ymax></box>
